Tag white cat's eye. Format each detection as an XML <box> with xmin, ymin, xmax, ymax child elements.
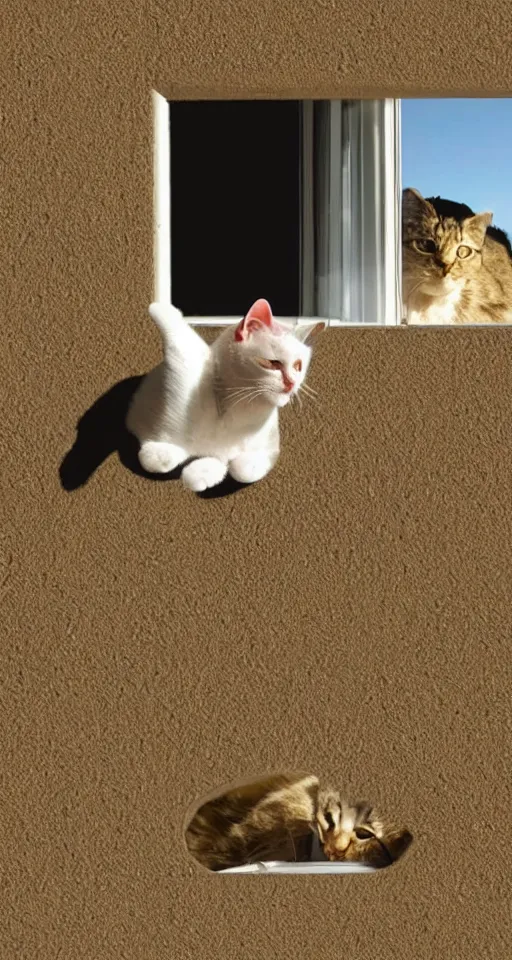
<box><xmin>257</xmin><ymin>358</ymin><xmax>282</xmax><ymax>370</ymax></box>
<box><xmin>457</xmin><ymin>244</ymin><xmax>473</xmax><ymax>259</ymax></box>
<box><xmin>412</xmin><ymin>238</ymin><xmax>437</xmax><ymax>255</ymax></box>
<box><xmin>293</xmin><ymin>359</ymin><xmax>302</xmax><ymax>372</ymax></box>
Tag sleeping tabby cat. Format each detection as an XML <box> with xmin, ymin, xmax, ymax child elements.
<box><xmin>402</xmin><ymin>188</ymin><xmax>512</xmax><ymax>324</ymax></box>
<box><xmin>185</xmin><ymin>773</ymin><xmax>413</xmax><ymax>871</ymax></box>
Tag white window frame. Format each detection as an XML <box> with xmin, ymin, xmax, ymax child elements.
<box><xmin>218</xmin><ymin>861</ymin><xmax>376</xmax><ymax>874</ymax></box>
<box><xmin>152</xmin><ymin>90</ymin><xmax>402</xmax><ymax>329</ymax></box>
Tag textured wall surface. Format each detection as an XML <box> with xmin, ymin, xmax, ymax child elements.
<box><xmin>1</xmin><ymin>2</ymin><xmax>511</xmax><ymax>958</ymax></box>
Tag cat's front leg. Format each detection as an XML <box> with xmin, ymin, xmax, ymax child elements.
<box><xmin>138</xmin><ymin>440</ymin><xmax>187</xmax><ymax>474</ymax></box>
<box><xmin>181</xmin><ymin>456</ymin><xmax>228</xmax><ymax>492</ymax></box>
<box><xmin>315</xmin><ymin>789</ymin><xmax>343</xmax><ymax>842</ymax></box>
<box><xmin>228</xmin><ymin>451</ymin><xmax>278</xmax><ymax>485</ymax></box>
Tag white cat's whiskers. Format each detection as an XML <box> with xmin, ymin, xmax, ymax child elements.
<box><xmin>300</xmin><ymin>381</ymin><xmax>318</xmax><ymax>396</ymax></box>
<box><xmin>227</xmin><ymin>388</ymin><xmax>267</xmax><ymax>410</ymax></box>
<box><xmin>226</xmin><ymin>393</ymin><xmax>259</xmax><ymax>409</ymax></box>
<box><xmin>223</xmin><ymin>383</ymin><xmax>266</xmax><ymax>399</ymax></box>
<box><xmin>224</xmin><ymin>377</ymin><xmax>278</xmax><ymax>410</ymax></box>
<box><xmin>298</xmin><ymin>383</ymin><xmax>319</xmax><ymax>407</ymax></box>
<box><xmin>224</xmin><ymin>387</ymin><xmax>256</xmax><ymax>399</ymax></box>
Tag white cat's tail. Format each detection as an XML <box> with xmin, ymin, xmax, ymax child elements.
<box><xmin>148</xmin><ymin>301</ymin><xmax>209</xmax><ymax>363</ymax></box>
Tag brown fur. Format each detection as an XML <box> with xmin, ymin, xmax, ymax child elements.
<box><xmin>185</xmin><ymin>772</ymin><xmax>413</xmax><ymax>871</ymax></box>
<box><xmin>402</xmin><ymin>188</ymin><xmax>512</xmax><ymax>324</ymax></box>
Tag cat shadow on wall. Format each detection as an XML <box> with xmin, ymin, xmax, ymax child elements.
<box><xmin>58</xmin><ymin>375</ymin><xmax>246</xmax><ymax>500</ymax></box>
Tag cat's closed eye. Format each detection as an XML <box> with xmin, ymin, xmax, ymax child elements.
<box><xmin>354</xmin><ymin>827</ymin><xmax>375</xmax><ymax>840</ymax></box>
<box><xmin>412</xmin><ymin>238</ymin><xmax>437</xmax><ymax>255</ymax></box>
<box><xmin>257</xmin><ymin>358</ymin><xmax>282</xmax><ymax>370</ymax></box>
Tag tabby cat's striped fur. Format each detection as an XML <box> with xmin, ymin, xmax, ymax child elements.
<box><xmin>403</xmin><ymin>188</ymin><xmax>512</xmax><ymax>325</ymax></box>
<box><xmin>185</xmin><ymin>772</ymin><xmax>413</xmax><ymax>871</ymax></box>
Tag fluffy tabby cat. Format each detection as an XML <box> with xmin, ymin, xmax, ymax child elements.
<box><xmin>185</xmin><ymin>773</ymin><xmax>413</xmax><ymax>871</ymax></box>
<box><xmin>402</xmin><ymin>187</ymin><xmax>512</xmax><ymax>325</ymax></box>
<box><xmin>126</xmin><ymin>300</ymin><xmax>323</xmax><ymax>492</ymax></box>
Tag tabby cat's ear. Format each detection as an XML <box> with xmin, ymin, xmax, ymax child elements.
<box><xmin>383</xmin><ymin>827</ymin><xmax>414</xmax><ymax>863</ymax></box>
<box><xmin>402</xmin><ymin>187</ymin><xmax>437</xmax><ymax>218</ymax></box>
<box><xmin>235</xmin><ymin>298</ymin><xmax>279</xmax><ymax>341</ymax></box>
<box><xmin>465</xmin><ymin>211</ymin><xmax>493</xmax><ymax>245</ymax></box>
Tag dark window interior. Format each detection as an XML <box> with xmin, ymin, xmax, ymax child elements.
<box><xmin>170</xmin><ymin>100</ymin><xmax>301</xmax><ymax>317</ymax></box>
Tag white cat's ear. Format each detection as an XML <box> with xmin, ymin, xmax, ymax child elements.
<box><xmin>235</xmin><ymin>298</ymin><xmax>277</xmax><ymax>341</ymax></box>
<box><xmin>295</xmin><ymin>321</ymin><xmax>326</xmax><ymax>343</ymax></box>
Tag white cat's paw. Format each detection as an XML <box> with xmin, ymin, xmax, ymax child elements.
<box><xmin>149</xmin><ymin>301</ymin><xmax>183</xmax><ymax>325</ymax></box>
<box><xmin>228</xmin><ymin>452</ymin><xmax>275</xmax><ymax>484</ymax></box>
<box><xmin>138</xmin><ymin>441</ymin><xmax>186</xmax><ymax>474</ymax></box>
<box><xmin>181</xmin><ymin>457</ymin><xmax>227</xmax><ymax>492</ymax></box>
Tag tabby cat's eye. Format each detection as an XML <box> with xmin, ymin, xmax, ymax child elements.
<box><xmin>457</xmin><ymin>244</ymin><xmax>473</xmax><ymax>259</ymax></box>
<box><xmin>412</xmin><ymin>238</ymin><xmax>437</xmax><ymax>255</ymax></box>
<box><xmin>354</xmin><ymin>827</ymin><xmax>375</xmax><ymax>840</ymax></box>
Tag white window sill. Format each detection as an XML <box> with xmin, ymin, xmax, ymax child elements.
<box><xmin>181</xmin><ymin>316</ymin><xmax>391</xmax><ymax>328</ymax></box>
<box><xmin>218</xmin><ymin>861</ymin><xmax>376</xmax><ymax>874</ymax></box>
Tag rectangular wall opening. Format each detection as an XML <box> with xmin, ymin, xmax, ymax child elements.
<box><xmin>154</xmin><ymin>92</ymin><xmax>401</xmax><ymax>326</ymax></box>
<box><xmin>153</xmin><ymin>93</ymin><xmax>512</xmax><ymax>328</ymax></box>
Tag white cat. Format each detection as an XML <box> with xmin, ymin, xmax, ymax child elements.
<box><xmin>126</xmin><ymin>299</ymin><xmax>324</xmax><ymax>492</ymax></box>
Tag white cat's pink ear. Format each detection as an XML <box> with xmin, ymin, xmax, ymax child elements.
<box><xmin>235</xmin><ymin>299</ymin><xmax>276</xmax><ymax>341</ymax></box>
<box><xmin>296</xmin><ymin>321</ymin><xmax>326</xmax><ymax>343</ymax></box>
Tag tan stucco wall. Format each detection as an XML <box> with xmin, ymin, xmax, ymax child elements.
<box><xmin>1</xmin><ymin>3</ymin><xmax>511</xmax><ymax>958</ymax></box>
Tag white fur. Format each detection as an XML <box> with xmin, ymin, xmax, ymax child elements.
<box><xmin>406</xmin><ymin>283</ymin><xmax>463</xmax><ymax>325</ymax></box>
<box><xmin>126</xmin><ymin>302</ymin><xmax>320</xmax><ymax>491</ymax></box>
